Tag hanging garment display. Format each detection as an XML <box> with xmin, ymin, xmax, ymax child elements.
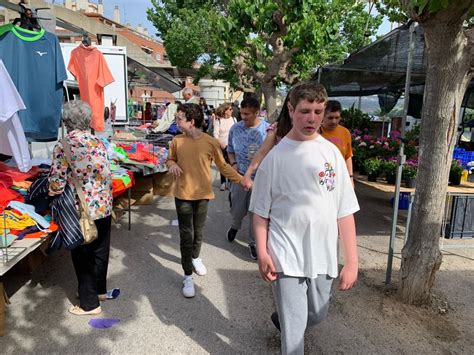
<box><xmin>68</xmin><ymin>44</ymin><xmax>115</xmax><ymax>132</ymax></box>
<box><xmin>0</xmin><ymin>24</ymin><xmax>67</xmax><ymax>141</ymax></box>
<box><xmin>0</xmin><ymin>59</ymin><xmax>32</xmax><ymax>172</ymax></box>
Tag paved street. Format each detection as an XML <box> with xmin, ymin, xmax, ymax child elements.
<box><xmin>1</xmin><ymin>174</ymin><xmax>281</xmax><ymax>353</ymax></box>
<box><xmin>2</xmin><ymin>176</ymin><xmax>465</xmax><ymax>354</ymax></box>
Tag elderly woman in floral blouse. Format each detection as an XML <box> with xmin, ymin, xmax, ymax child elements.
<box><xmin>49</xmin><ymin>100</ymin><xmax>113</xmax><ymax>316</ymax></box>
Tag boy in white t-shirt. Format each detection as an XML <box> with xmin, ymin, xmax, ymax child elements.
<box><xmin>249</xmin><ymin>82</ymin><xmax>359</xmax><ymax>354</ymax></box>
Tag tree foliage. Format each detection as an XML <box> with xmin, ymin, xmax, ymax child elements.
<box><xmin>148</xmin><ymin>0</ymin><xmax>382</xmax><ymax>119</ymax></box>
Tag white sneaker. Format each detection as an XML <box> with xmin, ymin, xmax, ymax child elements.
<box><xmin>220</xmin><ymin>183</ymin><xmax>226</xmax><ymax>191</ymax></box>
<box><xmin>182</xmin><ymin>276</ymin><xmax>195</xmax><ymax>298</ymax></box>
<box><xmin>192</xmin><ymin>257</ymin><xmax>207</xmax><ymax>276</ymax></box>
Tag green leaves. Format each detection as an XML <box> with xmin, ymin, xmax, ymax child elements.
<box><xmin>148</xmin><ymin>0</ymin><xmax>382</xmax><ymax>91</ymax></box>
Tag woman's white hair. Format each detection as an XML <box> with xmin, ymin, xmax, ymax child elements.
<box><xmin>62</xmin><ymin>100</ymin><xmax>92</xmax><ymax>131</ymax></box>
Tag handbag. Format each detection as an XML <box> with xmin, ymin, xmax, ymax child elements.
<box><xmin>61</xmin><ymin>138</ymin><xmax>98</xmax><ymax>244</ymax></box>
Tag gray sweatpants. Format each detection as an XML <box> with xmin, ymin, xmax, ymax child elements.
<box><xmin>273</xmin><ymin>274</ymin><xmax>333</xmax><ymax>355</ymax></box>
<box><xmin>229</xmin><ymin>182</ymin><xmax>254</xmax><ymax>244</ymax></box>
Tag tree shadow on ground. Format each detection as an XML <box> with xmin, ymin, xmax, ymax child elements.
<box><xmin>110</xmin><ymin>212</ymin><xmax>281</xmax><ymax>353</ymax></box>
<box><xmin>304</xmin><ymin>265</ymin><xmax>474</xmax><ymax>353</ymax></box>
<box><xmin>0</xmin><ymin>249</ymin><xmax>127</xmax><ymax>353</ymax></box>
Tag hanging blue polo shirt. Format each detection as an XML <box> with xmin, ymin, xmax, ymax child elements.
<box><xmin>0</xmin><ymin>24</ymin><xmax>67</xmax><ymax>141</ymax></box>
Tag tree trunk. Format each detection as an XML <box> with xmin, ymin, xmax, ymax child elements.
<box><xmin>243</xmin><ymin>88</ymin><xmax>263</xmax><ymax>105</ymax></box>
<box><xmin>398</xmin><ymin>17</ymin><xmax>472</xmax><ymax>304</ymax></box>
<box><xmin>261</xmin><ymin>81</ymin><xmax>278</xmax><ymax>122</ymax></box>
<box><xmin>255</xmin><ymin>87</ymin><xmax>263</xmax><ymax>104</ymax></box>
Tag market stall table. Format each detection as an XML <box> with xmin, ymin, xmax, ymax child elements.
<box><xmin>0</xmin><ymin>235</ymin><xmax>50</xmax><ymax>336</ymax></box>
<box><xmin>354</xmin><ymin>172</ymin><xmax>474</xmax><ymax>242</ymax></box>
<box><xmin>353</xmin><ymin>172</ymin><xmax>474</xmax><ymax>193</ymax></box>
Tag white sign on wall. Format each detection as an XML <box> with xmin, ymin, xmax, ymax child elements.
<box><xmin>60</xmin><ymin>43</ymin><xmax>129</xmax><ymax>123</ymax></box>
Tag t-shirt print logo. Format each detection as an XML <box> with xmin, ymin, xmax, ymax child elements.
<box><xmin>318</xmin><ymin>162</ymin><xmax>336</xmax><ymax>191</ymax></box>
<box><xmin>35</xmin><ymin>51</ymin><xmax>48</xmax><ymax>57</ymax></box>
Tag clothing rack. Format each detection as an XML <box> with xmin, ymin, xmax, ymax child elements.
<box><xmin>0</xmin><ymin>1</ymin><xmax>48</xmax><ymax>30</ymax></box>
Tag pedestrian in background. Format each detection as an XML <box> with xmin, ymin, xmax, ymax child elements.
<box><xmin>48</xmin><ymin>100</ymin><xmax>113</xmax><ymax>316</ymax></box>
<box><xmin>213</xmin><ymin>103</ymin><xmax>237</xmax><ymax>191</ymax></box>
<box><xmin>320</xmin><ymin>100</ymin><xmax>354</xmax><ymax>182</ymax></box>
<box><xmin>226</xmin><ymin>97</ymin><xmax>269</xmax><ymax>260</ymax></box>
<box><xmin>167</xmin><ymin>103</ymin><xmax>243</xmax><ymax>298</ymax></box>
<box><xmin>207</xmin><ymin>108</ymin><xmax>216</xmax><ymax>136</ymax></box>
<box><xmin>232</xmin><ymin>100</ymin><xmax>241</xmax><ymax>121</ymax></box>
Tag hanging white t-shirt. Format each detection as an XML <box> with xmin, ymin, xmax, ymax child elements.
<box><xmin>0</xmin><ymin>60</ymin><xmax>31</xmax><ymax>172</ymax></box>
<box><xmin>249</xmin><ymin>135</ymin><xmax>359</xmax><ymax>279</ymax></box>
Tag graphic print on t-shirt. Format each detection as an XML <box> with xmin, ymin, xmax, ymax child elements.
<box><xmin>318</xmin><ymin>162</ymin><xmax>336</xmax><ymax>191</ymax></box>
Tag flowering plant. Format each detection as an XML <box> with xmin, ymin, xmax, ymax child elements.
<box><xmin>402</xmin><ymin>159</ymin><xmax>418</xmax><ymax>180</ymax></box>
<box><xmin>381</xmin><ymin>158</ymin><xmax>398</xmax><ymax>177</ymax></box>
<box><xmin>450</xmin><ymin>159</ymin><xmax>464</xmax><ymax>178</ymax></box>
<box><xmin>363</xmin><ymin>158</ymin><xmax>383</xmax><ymax>175</ymax></box>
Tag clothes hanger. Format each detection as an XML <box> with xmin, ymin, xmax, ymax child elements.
<box><xmin>81</xmin><ymin>33</ymin><xmax>91</xmax><ymax>47</ymax></box>
<box><xmin>12</xmin><ymin>2</ymin><xmax>49</xmax><ymax>32</ymax></box>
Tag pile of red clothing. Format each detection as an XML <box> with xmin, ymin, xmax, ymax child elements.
<box><xmin>0</xmin><ymin>162</ymin><xmax>40</xmax><ymax>208</ymax></box>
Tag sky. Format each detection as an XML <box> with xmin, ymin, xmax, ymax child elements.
<box><xmin>37</xmin><ymin>0</ymin><xmax>158</xmax><ymax>37</ymax></box>
<box><xmin>103</xmin><ymin>0</ymin><xmax>158</xmax><ymax>38</ymax></box>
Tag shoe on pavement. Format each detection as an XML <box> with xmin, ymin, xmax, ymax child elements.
<box><xmin>68</xmin><ymin>305</ymin><xmax>102</xmax><ymax>316</ymax></box>
<box><xmin>271</xmin><ymin>311</ymin><xmax>281</xmax><ymax>332</ymax></box>
<box><xmin>220</xmin><ymin>183</ymin><xmax>226</xmax><ymax>191</ymax></box>
<box><xmin>249</xmin><ymin>243</ymin><xmax>258</xmax><ymax>260</ymax></box>
<box><xmin>192</xmin><ymin>257</ymin><xmax>207</xmax><ymax>276</ymax></box>
<box><xmin>227</xmin><ymin>227</ymin><xmax>238</xmax><ymax>242</ymax></box>
<box><xmin>183</xmin><ymin>276</ymin><xmax>195</xmax><ymax>298</ymax></box>
<box><xmin>98</xmin><ymin>288</ymin><xmax>121</xmax><ymax>301</ymax></box>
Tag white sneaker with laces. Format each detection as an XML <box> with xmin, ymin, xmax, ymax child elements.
<box><xmin>192</xmin><ymin>257</ymin><xmax>207</xmax><ymax>276</ymax></box>
<box><xmin>220</xmin><ymin>183</ymin><xmax>226</xmax><ymax>191</ymax></box>
<box><xmin>182</xmin><ymin>276</ymin><xmax>195</xmax><ymax>298</ymax></box>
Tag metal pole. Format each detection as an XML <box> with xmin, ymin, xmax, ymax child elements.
<box><xmin>385</xmin><ymin>22</ymin><xmax>417</xmax><ymax>285</ymax></box>
<box><xmin>381</xmin><ymin>115</ymin><xmax>386</xmax><ymax>138</ymax></box>
<box><xmin>128</xmin><ymin>185</ymin><xmax>131</xmax><ymax>231</ymax></box>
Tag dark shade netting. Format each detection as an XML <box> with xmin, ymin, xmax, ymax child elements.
<box><xmin>315</xmin><ymin>22</ymin><xmax>473</xmax><ymax>114</ymax></box>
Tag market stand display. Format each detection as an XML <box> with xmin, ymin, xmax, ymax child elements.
<box><xmin>109</xmin><ymin>126</ymin><xmax>174</xmax><ymax>206</ymax></box>
<box><xmin>354</xmin><ymin>172</ymin><xmax>474</xmax><ymax>242</ymax></box>
<box><xmin>0</xmin><ymin>12</ymin><xmax>177</xmax><ymax>334</ymax></box>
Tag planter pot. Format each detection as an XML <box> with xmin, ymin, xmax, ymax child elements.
<box><xmin>404</xmin><ymin>177</ymin><xmax>416</xmax><ymax>188</ymax></box>
<box><xmin>353</xmin><ymin>160</ymin><xmax>360</xmax><ymax>172</ymax></box>
<box><xmin>386</xmin><ymin>174</ymin><xmax>396</xmax><ymax>185</ymax></box>
<box><xmin>367</xmin><ymin>173</ymin><xmax>378</xmax><ymax>182</ymax></box>
<box><xmin>449</xmin><ymin>174</ymin><xmax>462</xmax><ymax>186</ymax></box>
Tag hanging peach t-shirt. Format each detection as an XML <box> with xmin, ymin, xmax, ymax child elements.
<box><xmin>68</xmin><ymin>45</ymin><xmax>114</xmax><ymax>132</ymax></box>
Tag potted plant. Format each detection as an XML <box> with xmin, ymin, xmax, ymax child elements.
<box><xmin>381</xmin><ymin>159</ymin><xmax>398</xmax><ymax>184</ymax></box>
<box><xmin>363</xmin><ymin>158</ymin><xmax>382</xmax><ymax>182</ymax></box>
<box><xmin>353</xmin><ymin>141</ymin><xmax>368</xmax><ymax>174</ymax></box>
<box><xmin>402</xmin><ymin>160</ymin><xmax>418</xmax><ymax>188</ymax></box>
<box><xmin>449</xmin><ymin>159</ymin><xmax>463</xmax><ymax>186</ymax></box>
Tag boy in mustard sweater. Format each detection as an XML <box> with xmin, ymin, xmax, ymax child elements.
<box><xmin>167</xmin><ymin>103</ymin><xmax>242</xmax><ymax>298</ymax></box>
